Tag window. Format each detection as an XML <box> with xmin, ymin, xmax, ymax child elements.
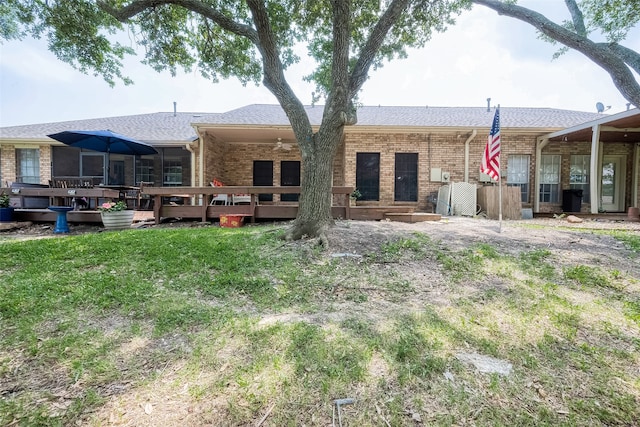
<box><xmin>136</xmin><ymin>157</ymin><xmax>155</xmax><ymax>184</ymax></box>
<box><xmin>570</xmin><ymin>155</ymin><xmax>591</xmax><ymax>203</ymax></box>
<box><xmin>394</xmin><ymin>153</ymin><xmax>418</xmax><ymax>202</ymax></box>
<box><xmin>356</xmin><ymin>153</ymin><xmax>380</xmax><ymax>201</ymax></box>
<box><xmin>507</xmin><ymin>155</ymin><xmax>530</xmax><ymax>203</ymax></box>
<box><xmin>162</xmin><ymin>147</ymin><xmax>191</xmax><ymax>187</ymax></box>
<box><xmin>16</xmin><ymin>148</ymin><xmax>40</xmax><ymax>184</ymax></box>
<box><xmin>539</xmin><ymin>154</ymin><xmax>561</xmax><ymax>203</ymax></box>
<box><xmin>163</xmin><ymin>159</ymin><xmax>182</xmax><ymax>186</ymax></box>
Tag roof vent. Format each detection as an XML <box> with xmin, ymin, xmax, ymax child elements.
<box><xmin>173</xmin><ymin>101</ymin><xmax>177</xmax><ymax>117</ymax></box>
<box><xmin>486</xmin><ymin>98</ymin><xmax>491</xmax><ymax>112</ymax></box>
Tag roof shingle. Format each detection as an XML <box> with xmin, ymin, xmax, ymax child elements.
<box><xmin>0</xmin><ymin>105</ymin><xmax>605</xmax><ymax>141</ymax></box>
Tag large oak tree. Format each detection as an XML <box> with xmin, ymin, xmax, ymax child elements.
<box><xmin>3</xmin><ymin>0</ymin><xmax>466</xmax><ymax>242</ymax></box>
<box><xmin>472</xmin><ymin>0</ymin><xmax>640</xmax><ymax>108</ymax></box>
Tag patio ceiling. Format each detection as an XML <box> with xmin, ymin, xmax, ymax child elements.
<box><xmin>544</xmin><ymin>108</ymin><xmax>640</xmax><ymax>143</ymax></box>
<box><xmin>195</xmin><ymin>126</ymin><xmax>298</xmax><ymax>145</ymax></box>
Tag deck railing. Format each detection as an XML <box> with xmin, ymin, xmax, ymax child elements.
<box><xmin>141</xmin><ymin>186</ymin><xmax>355</xmax><ymax>224</ymax></box>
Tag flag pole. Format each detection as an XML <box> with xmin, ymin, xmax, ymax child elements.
<box><xmin>480</xmin><ymin>104</ymin><xmax>502</xmax><ymax>233</ymax></box>
<box><xmin>498</xmin><ymin>172</ymin><xmax>503</xmax><ymax>233</ymax></box>
<box><xmin>498</xmin><ymin>104</ymin><xmax>502</xmax><ymax>233</ymax></box>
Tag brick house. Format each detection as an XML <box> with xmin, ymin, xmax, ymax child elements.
<box><xmin>1</xmin><ymin>104</ymin><xmax>638</xmax><ymax>216</ymax></box>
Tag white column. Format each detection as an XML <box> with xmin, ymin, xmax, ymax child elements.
<box><xmin>534</xmin><ymin>138</ymin><xmax>549</xmax><ymax>213</ymax></box>
<box><xmin>590</xmin><ymin>125</ymin><xmax>601</xmax><ymax>214</ymax></box>
<box><xmin>633</xmin><ymin>143</ymin><xmax>639</xmax><ymax>208</ymax></box>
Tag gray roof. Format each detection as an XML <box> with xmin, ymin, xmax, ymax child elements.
<box><xmin>0</xmin><ymin>112</ymin><xmax>219</xmax><ymax>142</ymax></box>
<box><xmin>0</xmin><ymin>105</ymin><xmax>605</xmax><ymax>141</ymax></box>
<box><xmin>216</xmin><ymin>104</ymin><xmax>604</xmax><ymax>128</ymax></box>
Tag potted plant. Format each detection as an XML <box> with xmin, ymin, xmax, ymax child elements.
<box><xmin>0</xmin><ymin>192</ymin><xmax>15</xmax><ymax>222</ymax></box>
<box><xmin>97</xmin><ymin>200</ymin><xmax>134</xmax><ymax>230</ymax></box>
<box><xmin>349</xmin><ymin>188</ymin><xmax>362</xmax><ymax>206</ymax></box>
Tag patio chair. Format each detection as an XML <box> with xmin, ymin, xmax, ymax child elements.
<box><xmin>210</xmin><ymin>179</ymin><xmax>229</xmax><ymax>205</ymax></box>
<box><xmin>232</xmin><ymin>194</ymin><xmax>252</xmax><ymax>204</ymax></box>
<box><xmin>137</xmin><ymin>182</ymin><xmax>154</xmax><ymax>210</ymax></box>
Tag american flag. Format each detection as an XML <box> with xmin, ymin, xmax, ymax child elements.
<box><xmin>481</xmin><ymin>108</ymin><xmax>501</xmax><ymax>181</ymax></box>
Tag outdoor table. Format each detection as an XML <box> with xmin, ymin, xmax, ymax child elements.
<box><xmin>48</xmin><ymin>206</ymin><xmax>74</xmax><ymax>233</ymax></box>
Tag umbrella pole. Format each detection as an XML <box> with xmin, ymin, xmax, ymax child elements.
<box><xmin>106</xmin><ymin>145</ymin><xmax>111</xmax><ymax>185</ymax></box>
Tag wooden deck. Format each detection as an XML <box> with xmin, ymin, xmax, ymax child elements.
<box><xmin>7</xmin><ymin>186</ymin><xmax>420</xmax><ymax>224</ymax></box>
<box><xmin>11</xmin><ymin>185</ymin><xmax>634</xmax><ymax>226</ymax></box>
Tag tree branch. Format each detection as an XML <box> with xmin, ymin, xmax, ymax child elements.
<box><xmin>349</xmin><ymin>0</ymin><xmax>411</xmax><ymax>99</ymax></box>
<box><xmin>564</xmin><ymin>0</ymin><xmax>586</xmax><ymax>36</ymax></box>
<box><xmin>245</xmin><ymin>0</ymin><xmax>312</xmax><ymax>145</ymax></box>
<box><xmin>606</xmin><ymin>42</ymin><xmax>640</xmax><ymax>75</ymax></box>
<box><xmin>472</xmin><ymin>0</ymin><xmax>640</xmax><ymax>107</ymax></box>
<box><xmin>97</xmin><ymin>0</ymin><xmax>259</xmax><ymax>43</ymax></box>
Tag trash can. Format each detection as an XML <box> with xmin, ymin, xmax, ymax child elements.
<box><xmin>562</xmin><ymin>189</ymin><xmax>583</xmax><ymax>213</ymax></box>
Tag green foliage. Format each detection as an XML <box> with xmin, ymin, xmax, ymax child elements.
<box><xmin>580</xmin><ymin>0</ymin><xmax>640</xmax><ymax>42</ymax></box>
<box><xmin>378</xmin><ymin>233</ymin><xmax>431</xmax><ymax>262</ymax></box>
<box><xmin>3</xmin><ymin>0</ymin><xmax>468</xmax><ymax>94</ymax></box>
<box><xmin>0</xmin><ymin>192</ymin><xmax>10</xmax><ymax>208</ymax></box>
<box><xmin>611</xmin><ymin>230</ymin><xmax>640</xmax><ymax>253</ymax></box>
<box><xmin>563</xmin><ymin>265</ymin><xmax>618</xmax><ymax>290</ymax></box>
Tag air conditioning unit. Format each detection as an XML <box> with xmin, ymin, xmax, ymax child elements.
<box><xmin>441</xmin><ymin>172</ymin><xmax>451</xmax><ymax>183</ymax></box>
<box><xmin>479</xmin><ymin>172</ymin><xmax>493</xmax><ymax>183</ymax></box>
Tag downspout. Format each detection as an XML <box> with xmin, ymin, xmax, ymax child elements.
<box><xmin>464</xmin><ymin>129</ymin><xmax>477</xmax><ymax>182</ymax></box>
<box><xmin>534</xmin><ymin>137</ymin><xmax>550</xmax><ymax>213</ymax></box>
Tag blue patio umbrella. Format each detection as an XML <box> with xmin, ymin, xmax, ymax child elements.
<box><xmin>47</xmin><ymin>129</ymin><xmax>158</xmax><ymax>184</ymax></box>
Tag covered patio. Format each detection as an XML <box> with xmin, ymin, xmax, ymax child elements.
<box><xmin>535</xmin><ymin>108</ymin><xmax>640</xmax><ymax>214</ymax></box>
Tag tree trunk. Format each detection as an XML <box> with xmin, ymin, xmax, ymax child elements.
<box><xmin>284</xmin><ymin>128</ymin><xmax>341</xmax><ymax>243</ymax></box>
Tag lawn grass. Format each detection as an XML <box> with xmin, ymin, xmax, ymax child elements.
<box><xmin>1</xmin><ymin>224</ymin><xmax>639</xmax><ymax>426</ymax></box>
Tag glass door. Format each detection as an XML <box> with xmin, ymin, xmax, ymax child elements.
<box><xmin>394</xmin><ymin>153</ymin><xmax>418</xmax><ymax>202</ymax></box>
<box><xmin>253</xmin><ymin>160</ymin><xmax>274</xmax><ymax>202</ymax></box>
<box><xmin>280</xmin><ymin>161</ymin><xmax>300</xmax><ymax>202</ymax></box>
<box><xmin>80</xmin><ymin>152</ymin><xmax>106</xmax><ymax>184</ymax></box>
<box><xmin>601</xmin><ymin>155</ymin><xmax>626</xmax><ymax>212</ymax></box>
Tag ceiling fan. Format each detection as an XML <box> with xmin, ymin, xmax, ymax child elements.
<box><xmin>273</xmin><ymin>138</ymin><xmax>292</xmax><ymax>151</ymax></box>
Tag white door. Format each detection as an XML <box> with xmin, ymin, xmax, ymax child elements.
<box><xmin>601</xmin><ymin>155</ymin><xmax>626</xmax><ymax>212</ymax></box>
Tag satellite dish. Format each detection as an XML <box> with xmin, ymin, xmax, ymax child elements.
<box><xmin>596</xmin><ymin>102</ymin><xmax>605</xmax><ymax>113</ymax></box>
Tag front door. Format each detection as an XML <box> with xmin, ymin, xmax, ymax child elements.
<box><xmin>601</xmin><ymin>155</ymin><xmax>626</xmax><ymax>212</ymax></box>
<box><xmin>394</xmin><ymin>153</ymin><xmax>418</xmax><ymax>202</ymax></box>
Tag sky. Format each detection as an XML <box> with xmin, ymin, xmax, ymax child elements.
<box><xmin>1</xmin><ymin>1</ymin><xmax>639</xmax><ymax>127</ymax></box>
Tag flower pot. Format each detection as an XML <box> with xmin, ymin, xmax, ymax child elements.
<box><xmin>100</xmin><ymin>210</ymin><xmax>134</xmax><ymax>230</ymax></box>
<box><xmin>220</xmin><ymin>214</ymin><xmax>245</xmax><ymax>228</ymax></box>
<box><xmin>0</xmin><ymin>207</ymin><xmax>14</xmax><ymax>222</ymax></box>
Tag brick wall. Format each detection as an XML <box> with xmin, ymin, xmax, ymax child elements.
<box><xmin>343</xmin><ymin>130</ymin><xmax>540</xmax><ymax>211</ymax></box>
<box><xmin>0</xmin><ymin>144</ymin><xmax>16</xmax><ymax>185</ymax></box>
<box><xmin>39</xmin><ymin>145</ymin><xmax>51</xmax><ymax>185</ymax></box>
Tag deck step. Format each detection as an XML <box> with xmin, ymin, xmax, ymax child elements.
<box><xmin>384</xmin><ymin>212</ymin><xmax>442</xmax><ymax>223</ymax></box>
